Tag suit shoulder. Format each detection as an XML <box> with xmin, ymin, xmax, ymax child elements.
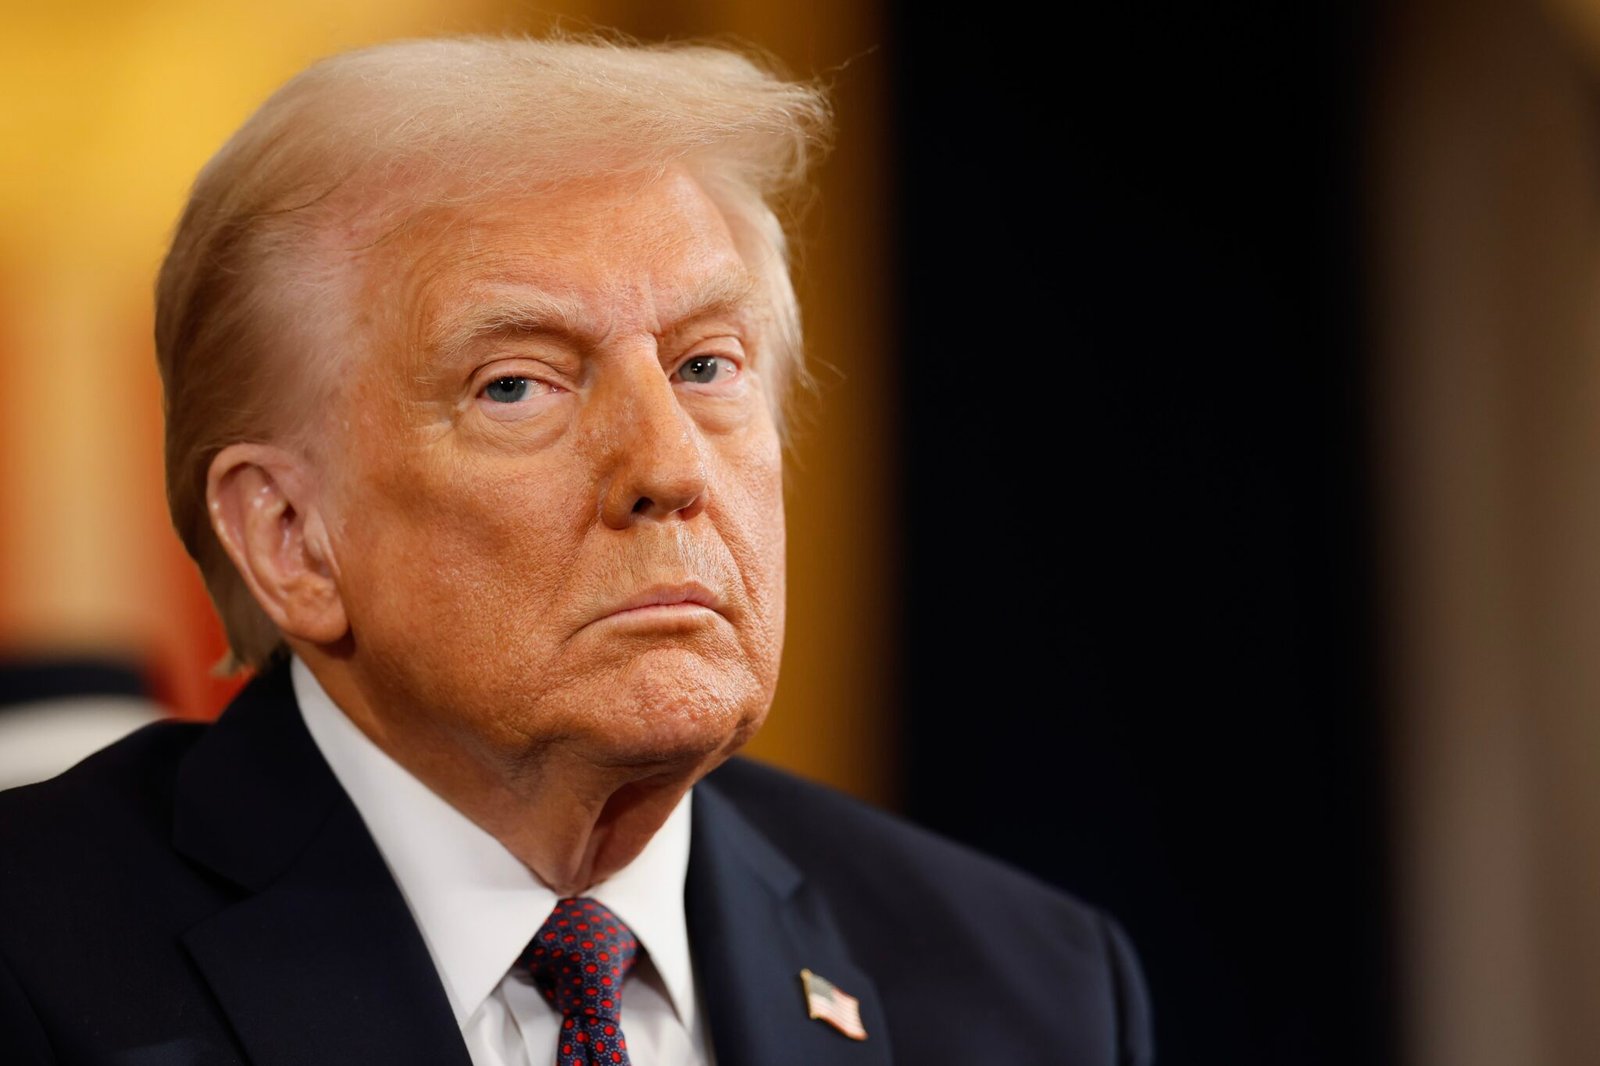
<box><xmin>0</xmin><ymin>718</ymin><xmax>205</xmax><ymax>859</ymax></box>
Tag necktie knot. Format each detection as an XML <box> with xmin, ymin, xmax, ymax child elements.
<box><xmin>520</xmin><ymin>897</ymin><xmax>639</xmax><ymax>1038</ymax></box>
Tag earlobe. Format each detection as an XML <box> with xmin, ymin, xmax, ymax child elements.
<box><xmin>206</xmin><ymin>444</ymin><xmax>349</xmax><ymax>646</ymax></box>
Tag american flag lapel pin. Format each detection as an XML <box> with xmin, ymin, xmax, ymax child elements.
<box><xmin>799</xmin><ymin>968</ymin><xmax>868</xmax><ymax>1041</ymax></box>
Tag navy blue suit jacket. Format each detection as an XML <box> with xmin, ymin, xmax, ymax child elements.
<box><xmin>0</xmin><ymin>661</ymin><xmax>1153</xmax><ymax>1065</ymax></box>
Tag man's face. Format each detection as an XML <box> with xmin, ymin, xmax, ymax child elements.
<box><xmin>319</xmin><ymin>170</ymin><xmax>786</xmax><ymax>774</ymax></box>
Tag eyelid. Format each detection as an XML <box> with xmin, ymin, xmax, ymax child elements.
<box><xmin>475</xmin><ymin>374</ymin><xmax>559</xmax><ymax>400</ymax></box>
<box><xmin>470</xmin><ymin>358</ymin><xmax>569</xmax><ymax>396</ymax></box>
<box><xmin>675</xmin><ymin>330</ymin><xmax>745</xmax><ymax>355</ymax></box>
<box><xmin>480</xmin><ymin>375</ymin><xmax>552</xmax><ymax>396</ymax></box>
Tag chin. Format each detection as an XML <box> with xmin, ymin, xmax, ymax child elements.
<box><xmin>579</xmin><ymin>650</ymin><xmax>772</xmax><ymax>771</ymax></box>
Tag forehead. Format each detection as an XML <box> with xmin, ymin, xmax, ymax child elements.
<box><xmin>366</xmin><ymin>170</ymin><xmax>756</xmax><ymax>358</ymax></box>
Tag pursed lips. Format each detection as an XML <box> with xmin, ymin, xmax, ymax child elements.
<box><xmin>596</xmin><ymin>582</ymin><xmax>724</xmax><ymax>624</ymax></box>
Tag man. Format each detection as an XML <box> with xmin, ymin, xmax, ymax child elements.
<box><xmin>0</xmin><ymin>36</ymin><xmax>1152</xmax><ymax>1066</ymax></box>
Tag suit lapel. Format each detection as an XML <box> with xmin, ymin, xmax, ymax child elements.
<box><xmin>171</xmin><ymin>661</ymin><xmax>471</xmax><ymax>1066</ymax></box>
<box><xmin>687</xmin><ymin>778</ymin><xmax>893</xmax><ymax>1066</ymax></box>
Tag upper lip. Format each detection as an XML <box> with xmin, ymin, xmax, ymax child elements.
<box><xmin>604</xmin><ymin>582</ymin><xmax>724</xmax><ymax>617</ymax></box>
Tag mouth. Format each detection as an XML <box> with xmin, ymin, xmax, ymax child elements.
<box><xmin>594</xmin><ymin>582</ymin><xmax>725</xmax><ymax>625</ymax></box>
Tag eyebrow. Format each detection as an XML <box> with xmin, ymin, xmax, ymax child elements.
<box><xmin>424</xmin><ymin>269</ymin><xmax>762</xmax><ymax>367</ymax></box>
<box><xmin>425</xmin><ymin>290</ymin><xmax>587</xmax><ymax>366</ymax></box>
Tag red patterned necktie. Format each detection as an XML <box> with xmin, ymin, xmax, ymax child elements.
<box><xmin>520</xmin><ymin>897</ymin><xmax>640</xmax><ymax>1066</ymax></box>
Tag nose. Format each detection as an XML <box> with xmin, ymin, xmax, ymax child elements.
<box><xmin>593</xmin><ymin>357</ymin><xmax>709</xmax><ymax>529</ymax></box>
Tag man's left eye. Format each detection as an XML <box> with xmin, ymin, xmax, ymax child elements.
<box><xmin>676</xmin><ymin>355</ymin><xmax>739</xmax><ymax>385</ymax></box>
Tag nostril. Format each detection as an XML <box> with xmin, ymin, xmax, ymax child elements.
<box><xmin>632</xmin><ymin>496</ymin><xmax>653</xmax><ymax>515</ymax></box>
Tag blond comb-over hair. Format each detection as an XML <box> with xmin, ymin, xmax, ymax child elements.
<box><xmin>155</xmin><ymin>35</ymin><xmax>831</xmax><ymax>672</ymax></box>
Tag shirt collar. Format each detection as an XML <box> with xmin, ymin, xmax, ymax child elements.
<box><xmin>290</xmin><ymin>656</ymin><xmax>698</xmax><ymax>1031</ymax></box>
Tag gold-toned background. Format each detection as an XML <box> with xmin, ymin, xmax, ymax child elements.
<box><xmin>1377</xmin><ymin>3</ymin><xmax>1600</xmax><ymax>1064</ymax></box>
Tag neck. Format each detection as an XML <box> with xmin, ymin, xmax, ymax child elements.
<box><xmin>295</xmin><ymin>649</ymin><xmax>717</xmax><ymax>894</ymax></box>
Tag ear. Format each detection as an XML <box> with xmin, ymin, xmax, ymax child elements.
<box><xmin>205</xmin><ymin>443</ymin><xmax>348</xmax><ymax>646</ymax></box>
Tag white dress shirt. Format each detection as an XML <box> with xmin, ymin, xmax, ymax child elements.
<box><xmin>291</xmin><ymin>657</ymin><xmax>714</xmax><ymax>1066</ymax></box>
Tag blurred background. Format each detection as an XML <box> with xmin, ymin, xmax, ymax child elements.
<box><xmin>8</xmin><ymin>0</ymin><xmax>1600</xmax><ymax>1064</ymax></box>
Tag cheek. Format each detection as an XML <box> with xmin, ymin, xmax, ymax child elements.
<box><xmin>329</xmin><ymin>440</ymin><xmax>594</xmax><ymax>662</ymax></box>
<box><xmin>326</xmin><ymin>454</ymin><xmax>601</xmax><ymax>748</ymax></box>
<box><xmin>716</xmin><ymin>433</ymin><xmax>788</xmax><ymax>671</ymax></box>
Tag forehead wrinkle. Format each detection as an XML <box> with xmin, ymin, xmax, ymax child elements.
<box><xmin>396</xmin><ymin>175</ymin><xmax>764</xmax><ymax>366</ymax></box>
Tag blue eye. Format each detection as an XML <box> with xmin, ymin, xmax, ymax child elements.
<box><xmin>483</xmin><ymin>377</ymin><xmax>530</xmax><ymax>403</ymax></box>
<box><xmin>677</xmin><ymin>356</ymin><xmax>736</xmax><ymax>384</ymax></box>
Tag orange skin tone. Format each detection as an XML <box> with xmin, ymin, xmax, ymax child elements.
<box><xmin>206</xmin><ymin>170</ymin><xmax>787</xmax><ymax>895</ymax></box>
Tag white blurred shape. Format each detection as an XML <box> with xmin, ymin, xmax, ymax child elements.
<box><xmin>0</xmin><ymin>697</ymin><xmax>164</xmax><ymax>790</ymax></box>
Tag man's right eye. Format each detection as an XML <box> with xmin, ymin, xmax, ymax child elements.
<box><xmin>483</xmin><ymin>377</ymin><xmax>531</xmax><ymax>403</ymax></box>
